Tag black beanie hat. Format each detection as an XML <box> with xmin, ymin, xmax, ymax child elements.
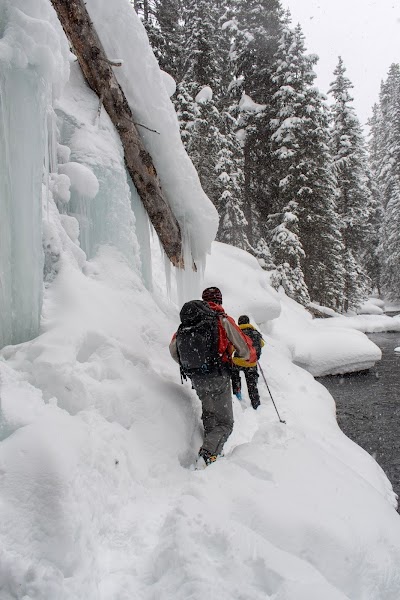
<box><xmin>238</xmin><ymin>315</ymin><xmax>250</xmax><ymax>325</ymax></box>
<box><xmin>202</xmin><ymin>286</ymin><xmax>223</xmax><ymax>304</ymax></box>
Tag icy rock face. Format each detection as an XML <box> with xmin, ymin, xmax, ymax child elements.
<box><xmin>56</xmin><ymin>64</ymin><xmax>140</xmax><ymax>269</ymax></box>
<box><xmin>0</xmin><ymin>0</ymin><xmax>69</xmax><ymax>348</ymax></box>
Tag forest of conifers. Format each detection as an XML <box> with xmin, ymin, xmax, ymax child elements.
<box><xmin>133</xmin><ymin>0</ymin><xmax>400</xmax><ymax>311</ymax></box>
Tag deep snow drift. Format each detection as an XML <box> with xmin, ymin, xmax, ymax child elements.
<box><xmin>2</xmin><ymin>241</ymin><xmax>400</xmax><ymax>600</ymax></box>
<box><xmin>1</xmin><ymin>0</ymin><xmax>400</xmax><ymax>598</ymax></box>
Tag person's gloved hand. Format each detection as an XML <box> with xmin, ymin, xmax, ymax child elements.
<box><xmin>235</xmin><ymin>391</ymin><xmax>243</xmax><ymax>401</ymax></box>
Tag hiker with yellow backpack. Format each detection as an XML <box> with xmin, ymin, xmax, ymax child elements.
<box><xmin>232</xmin><ymin>315</ymin><xmax>264</xmax><ymax>410</ymax></box>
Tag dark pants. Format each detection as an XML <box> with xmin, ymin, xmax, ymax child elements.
<box><xmin>191</xmin><ymin>371</ymin><xmax>234</xmax><ymax>456</ymax></box>
<box><xmin>231</xmin><ymin>365</ymin><xmax>260</xmax><ymax>409</ymax></box>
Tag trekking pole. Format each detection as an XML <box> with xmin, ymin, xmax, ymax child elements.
<box><xmin>258</xmin><ymin>362</ymin><xmax>286</xmax><ymax>424</ymax></box>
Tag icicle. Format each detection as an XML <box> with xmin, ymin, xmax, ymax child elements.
<box><xmin>44</xmin><ymin>108</ymin><xmax>50</xmax><ymax>220</ymax></box>
<box><xmin>129</xmin><ymin>174</ymin><xmax>153</xmax><ymax>290</ymax></box>
<box><xmin>47</xmin><ymin>107</ymin><xmax>58</xmax><ymax>175</ymax></box>
<box><xmin>174</xmin><ymin>225</ymin><xmax>203</xmax><ymax>307</ymax></box>
<box><xmin>164</xmin><ymin>248</ymin><xmax>172</xmax><ymax>300</ymax></box>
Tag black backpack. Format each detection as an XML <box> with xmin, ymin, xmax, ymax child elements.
<box><xmin>176</xmin><ymin>300</ymin><xmax>222</xmax><ymax>376</ymax></box>
<box><xmin>243</xmin><ymin>328</ymin><xmax>263</xmax><ymax>360</ymax></box>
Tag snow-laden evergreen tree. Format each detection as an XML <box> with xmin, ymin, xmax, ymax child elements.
<box><xmin>183</xmin><ymin>89</ymin><xmax>223</xmax><ymax>207</ymax></box>
<box><xmin>269</xmin><ymin>23</ymin><xmax>344</xmax><ymax>308</ymax></box>
<box><xmin>215</xmin><ymin>110</ymin><xmax>249</xmax><ymax>249</ymax></box>
<box><xmin>362</xmin><ymin>168</ymin><xmax>384</xmax><ymax>296</ymax></box>
<box><xmin>374</xmin><ymin>64</ymin><xmax>400</xmax><ymax>211</ymax></box>
<box><xmin>231</xmin><ymin>0</ymin><xmax>283</xmax><ymax>101</ymax></box>
<box><xmin>381</xmin><ymin>184</ymin><xmax>400</xmax><ymax>298</ymax></box>
<box><xmin>369</xmin><ymin>64</ymin><xmax>400</xmax><ymax>299</ymax></box>
<box><xmin>153</xmin><ymin>0</ymin><xmax>183</xmax><ymax>81</ymax></box>
<box><xmin>228</xmin><ymin>0</ymin><xmax>283</xmax><ymax>246</ymax></box>
<box><xmin>132</xmin><ymin>0</ymin><xmax>184</xmax><ymax>82</ymax></box>
<box><xmin>268</xmin><ymin>202</ymin><xmax>310</xmax><ymax>305</ymax></box>
<box><xmin>173</xmin><ymin>1</ymin><xmax>223</xmax><ymax>205</ymax></box>
<box><xmin>180</xmin><ymin>0</ymin><xmax>222</xmax><ymax>89</ymax></box>
<box><xmin>366</xmin><ymin>104</ymin><xmax>384</xmax><ymax>295</ymax></box>
<box><xmin>172</xmin><ymin>0</ymin><xmax>249</xmax><ymax>251</ymax></box>
<box><xmin>329</xmin><ymin>58</ymin><xmax>373</xmax><ymax>310</ymax></box>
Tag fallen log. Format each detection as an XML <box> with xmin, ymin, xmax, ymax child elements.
<box><xmin>50</xmin><ymin>0</ymin><xmax>183</xmax><ymax>267</ymax></box>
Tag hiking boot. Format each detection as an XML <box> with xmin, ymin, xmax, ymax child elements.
<box><xmin>198</xmin><ymin>448</ymin><xmax>218</xmax><ymax>466</ymax></box>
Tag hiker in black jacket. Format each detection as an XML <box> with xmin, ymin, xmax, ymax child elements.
<box><xmin>231</xmin><ymin>315</ymin><xmax>264</xmax><ymax>410</ymax></box>
<box><xmin>169</xmin><ymin>288</ymin><xmax>256</xmax><ymax>468</ymax></box>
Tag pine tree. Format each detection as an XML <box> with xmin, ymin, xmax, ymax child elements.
<box><xmin>369</xmin><ymin>64</ymin><xmax>400</xmax><ymax>299</ymax></box>
<box><xmin>184</xmin><ymin>89</ymin><xmax>223</xmax><ymax>206</ymax></box>
<box><xmin>375</xmin><ymin>64</ymin><xmax>400</xmax><ymax>210</ymax></box>
<box><xmin>363</xmin><ymin>166</ymin><xmax>384</xmax><ymax>295</ymax></box>
<box><xmin>268</xmin><ymin>201</ymin><xmax>310</xmax><ymax>305</ymax></box>
<box><xmin>269</xmin><ymin>23</ymin><xmax>344</xmax><ymax>308</ymax></box>
<box><xmin>382</xmin><ymin>184</ymin><xmax>400</xmax><ymax>298</ymax></box>
<box><xmin>173</xmin><ymin>0</ymin><xmax>249</xmax><ymax>252</ymax></box>
<box><xmin>132</xmin><ymin>0</ymin><xmax>184</xmax><ymax>82</ymax></box>
<box><xmin>216</xmin><ymin>109</ymin><xmax>249</xmax><ymax>250</ymax></box>
<box><xmin>329</xmin><ymin>57</ymin><xmax>373</xmax><ymax>310</ymax></box>
<box><xmin>172</xmin><ymin>0</ymin><xmax>222</xmax><ymax>209</ymax></box>
<box><xmin>366</xmin><ymin>104</ymin><xmax>384</xmax><ymax>294</ymax></box>
<box><xmin>229</xmin><ymin>0</ymin><xmax>283</xmax><ymax>246</ymax></box>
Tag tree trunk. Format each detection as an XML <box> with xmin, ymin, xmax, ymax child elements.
<box><xmin>50</xmin><ymin>0</ymin><xmax>183</xmax><ymax>267</ymax></box>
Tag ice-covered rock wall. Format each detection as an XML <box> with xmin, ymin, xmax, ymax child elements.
<box><xmin>55</xmin><ymin>64</ymin><xmax>140</xmax><ymax>269</ymax></box>
<box><xmin>0</xmin><ymin>0</ymin><xmax>69</xmax><ymax>348</ymax></box>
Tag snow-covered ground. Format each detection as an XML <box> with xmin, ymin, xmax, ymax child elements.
<box><xmin>2</xmin><ymin>240</ymin><xmax>400</xmax><ymax>600</ymax></box>
<box><xmin>1</xmin><ymin>1</ymin><xmax>400</xmax><ymax>598</ymax></box>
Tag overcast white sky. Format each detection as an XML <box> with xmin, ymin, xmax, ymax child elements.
<box><xmin>284</xmin><ymin>0</ymin><xmax>400</xmax><ymax>126</ymax></box>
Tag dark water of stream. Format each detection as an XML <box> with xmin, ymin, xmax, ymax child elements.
<box><xmin>319</xmin><ymin>331</ymin><xmax>400</xmax><ymax>509</ymax></box>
